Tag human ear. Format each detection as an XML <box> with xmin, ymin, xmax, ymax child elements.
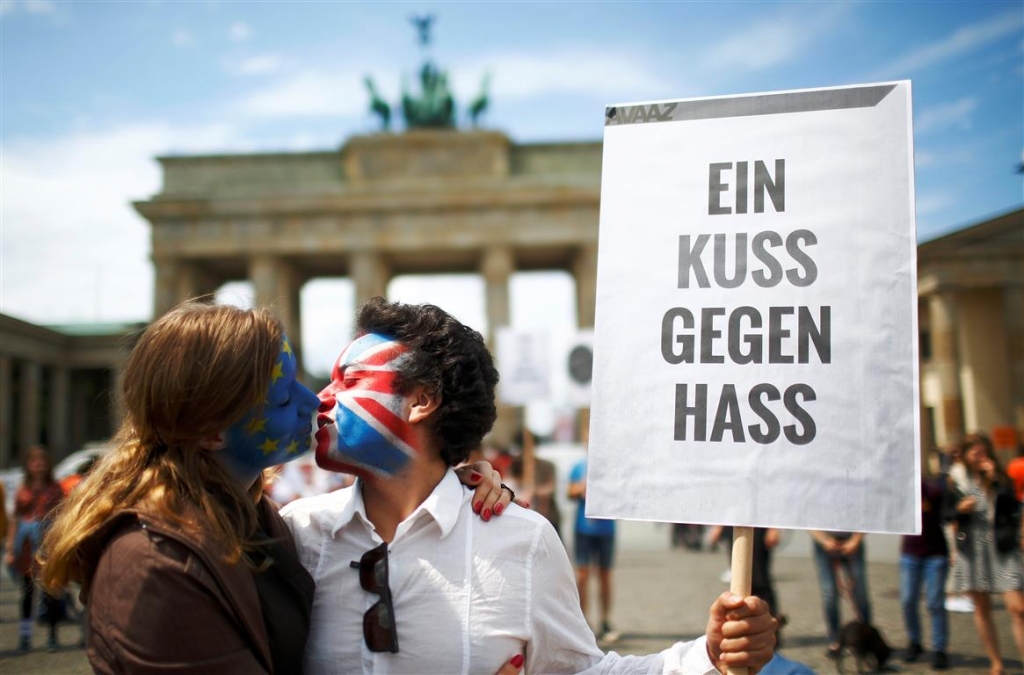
<box><xmin>198</xmin><ymin>434</ymin><xmax>226</xmax><ymax>452</ymax></box>
<box><xmin>408</xmin><ymin>386</ymin><xmax>441</xmax><ymax>424</ymax></box>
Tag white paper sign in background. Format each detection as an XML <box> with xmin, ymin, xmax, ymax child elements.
<box><xmin>496</xmin><ymin>328</ymin><xmax>551</xmax><ymax>406</ymax></box>
<box><xmin>588</xmin><ymin>82</ymin><xmax>921</xmax><ymax>534</ymax></box>
<box><xmin>565</xmin><ymin>330</ymin><xmax>594</xmax><ymax>407</ymax></box>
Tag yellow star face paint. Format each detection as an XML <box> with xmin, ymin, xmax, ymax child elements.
<box><xmin>222</xmin><ymin>336</ymin><xmax>320</xmax><ymax>483</ymax></box>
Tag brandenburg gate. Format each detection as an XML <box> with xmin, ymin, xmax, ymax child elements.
<box><xmin>133</xmin><ymin>130</ymin><xmax>601</xmax><ymax>440</ymax></box>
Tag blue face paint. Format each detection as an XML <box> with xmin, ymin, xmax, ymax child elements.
<box><xmin>314</xmin><ymin>333</ymin><xmax>420</xmax><ymax>478</ymax></box>
<box><xmin>221</xmin><ymin>337</ymin><xmax>320</xmax><ymax>486</ymax></box>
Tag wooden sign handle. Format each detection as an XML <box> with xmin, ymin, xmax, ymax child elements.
<box><xmin>726</xmin><ymin>526</ymin><xmax>754</xmax><ymax>675</ymax></box>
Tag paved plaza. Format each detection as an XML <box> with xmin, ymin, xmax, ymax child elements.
<box><xmin>1</xmin><ymin>528</ymin><xmax>1021</xmax><ymax>674</ymax></box>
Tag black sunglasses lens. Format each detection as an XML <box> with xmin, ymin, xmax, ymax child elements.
<box><xmin>364</xmin><ymin>600</ymin><xmax>398</xmax><ymax>653</ymax></box>
<box><xmin>359</xmin><ymin>546</ymin><xmax>388</xmax><ymax>593</ymax></box>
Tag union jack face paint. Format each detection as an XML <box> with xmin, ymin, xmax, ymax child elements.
<box><xmin>315</xmin><ymin>333</ymin><xmax>421</xmax><ymax>478</ymax></box>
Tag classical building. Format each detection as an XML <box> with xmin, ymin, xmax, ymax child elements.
<box><xmin>0</xmin><ymin>315</ymin><xmax>140</xmax><ymax>468</ymax></box>
<box><xmin>917</xmin><ymin>205</ymin><xmax>1024</xmax><ymax>459</ymax></box>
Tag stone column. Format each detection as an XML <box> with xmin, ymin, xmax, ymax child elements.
<box><xmin>19</xmin><ymin>361</ymin><xmax>41</xmax><ymax>453</ymax></box>
<box><xmin>1004</xmin><ymin>285</ymin><xmax>1024</xmax><ymax>436</ymax></box>
<box><xmin>480</xmin><ymin>246</ymin><xmax>515</xmax><ymax>445</ymax></box>
<box><xmin>0</xmin><ymin>356</ymin><xmax>11</xmax><ymax>468</ymax></box>
<box><xmin>481</xmin><ymin>246</ymin><xmax>514</xmax><ymax>345</ymax></box>
<box><xmin>152</xmin><ymin>257</ymin><xmax>181</xmax><ymax>319</ymax></box>
<box><xmin>350</xmin><ymin>251</ymin><xmax>389</xmax><ymax>310</ymax></box>
<box><xmin>573</xmin><ymin>244</ymin><xmax>598</xmax><ymax>328</ymax></box>
<box><xmin>928</xmin><ymin>291</ymin><xmax>964</xmax><ymax>446</ymax></box>
<box><xmin>47</xmin><ymin>366</ymin><xmax>70</xmax><ymax>456</ymax></box>
<box><xmin>176</xmin><ymin>261</ymin><xmax>220</xmax><ymax>306</ymax></box>
<box><xmin>250</xmin><ymin>255</ymin><xmax>306</xmax><ymax>375</ymax></box>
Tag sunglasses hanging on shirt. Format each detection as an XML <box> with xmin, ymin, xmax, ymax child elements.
<box><xmin>350</xmin><ymin>542</ymin><xmax>399</xmax><ymax>653</ymax></box>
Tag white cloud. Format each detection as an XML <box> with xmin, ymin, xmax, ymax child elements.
<box><xmin>234</xmin><ymin>70</ymin><xmax>369</xmax><ymax>118</ymax></box>
<box><xmin>452</xmin><ymin>48</ymin><xmax>670</xmax><ymax>101</ymax></box>
<box><xmin>697</xmin><ymin>4</ymin><xmax>851</xmax><ymax>75</ymax></box>
<box><xmin>224</xmin><ymin>54</ymin><xmax>285</xmax><ymax>77</ymax></box>
<box><xmin>23</xmin><ymin>0</ymin><xmax>55</xmax><ymax>13</ymax></box>
<box><xmin>0</xmin><ymin>122</ymin><xmax>240</xmax><ymax>325</ymax></box>
<box><xmin>0</xmin><ymin>0</ymin><xmax>58</xmax><ymax>16</ymax></box>
<box><xmin>916</xmin><ymin>98</ymin><xmax>977</xmax><ymax>135</ymax></box>
<box><xmin>172</xmin><ymin>29</ymin><xmax>194</xmax><ymax>48</ymax></box>
<box><xmin>916</xmin><ymin>191</ymin><xmax>954</xmax><ymax>217</ymax></box>
<box><xmin>229</xmin><ymin>21</ymin><xmax>252</xmax><ymax>42</ymax></box>
<box><xmin>876</xmin><ymin>11</ymin><xmax>1022</xmax><ymax>77</ymax></box>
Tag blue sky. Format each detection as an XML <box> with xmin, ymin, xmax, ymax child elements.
<box><xmin>1</xmin><ymin>1</ymin><xmax>1022</xmax><ymax>385</ymax></box>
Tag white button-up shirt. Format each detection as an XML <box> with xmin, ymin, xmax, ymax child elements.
<box><xmin>281</xmin><ymin>470</ymin><xmax>715</xmax><ymax>675</ymax></box>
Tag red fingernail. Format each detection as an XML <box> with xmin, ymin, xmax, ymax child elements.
<box><xmin>483</xmin><ymin>508</ymin><xmax>492</xmax><ymax>521</ymax></box>
<box><xmin>469</xmin><ymin>471</ymin><xmax>482</xmax><ymax>481</ymax></box>
<box><xmin>494</xmin><ymin>503</ymin><xmax>504</xmax><ymax>515</ymax></box>
<box><xmin>511</xmin><ymin>654</ymin><xmax>524</xmax><ymax>668</ymax></box>
<box><xmin>473</xmin><ymin>501</ymin><xmax>482</xmax><ymax>513</ymax></box>
<box><xmin>523</xmin><ymin>500</ymin><xmax>530</xmax><ymax>509</ymax></box>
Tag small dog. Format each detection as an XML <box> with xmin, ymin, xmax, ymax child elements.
<box><xmin>835</xmin><ymin>620</ymin><xmax>893</xmax><ymax>674</ymax></box>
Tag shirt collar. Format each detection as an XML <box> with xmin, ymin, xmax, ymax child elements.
<box><xmin>329</xmin><ymin>468</ymin><xmax>469</xmax><ymax>540</ymax></box>
<box><xmin>329</xmin><ymin>481</ymin><xmax>367</xmax><ymax>539</ymax></box>
<box><xmin>416</xmin><ymin>468</ymin><xmax>469</xmax><ymax>539</ymax></box>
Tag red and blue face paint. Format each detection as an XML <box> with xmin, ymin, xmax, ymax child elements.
<box><xmin>222</xmin><ymin>337</ymin><xmax>320</xmax><ymax>484</ymax></box>
<box><xmin>315</xmin><ymin>333</ymin><xmax>420</xmax><ymax>478</ymax></box>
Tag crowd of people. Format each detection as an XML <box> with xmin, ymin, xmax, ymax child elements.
<box><xmin>1</xmin><ymin>296</ymin><xmax>1020</xmax><ymax>675</ymax></box>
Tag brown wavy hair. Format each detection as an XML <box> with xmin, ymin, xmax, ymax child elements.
<box><xmin>39</xmin><ymin>302</ymin><xmax>282</xmax><ymax>592</ymax></box>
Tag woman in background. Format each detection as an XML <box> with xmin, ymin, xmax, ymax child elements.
<box><xmin>5</xmin><ymin>445</ymin><xmax>65</xmax><ymax>652</ymax></box>
<box><xmin>948</xmin><ymin>432</ymin><xmax>1024</xmax><ymax>675</ymax></box>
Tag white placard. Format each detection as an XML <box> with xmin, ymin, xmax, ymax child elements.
<box><xmin>588</xmin><ymin>82</ymin><xmax>920</xmax><ymax>534</ymax></box>
<box><xmin>497</xmin><ymin>328</ymin><xmax>551</xmax><ymax>405</ymax></box>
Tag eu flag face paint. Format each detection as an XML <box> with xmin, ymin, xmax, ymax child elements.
<box><xmin>222</xmin><ymin>337</ymin><xmax>320</xmax><ymax>484</ymax></box>
<box><xmin>315</xmin><ymin>333</ymin><xmax>420</xmax><ymax>478</ymax></box>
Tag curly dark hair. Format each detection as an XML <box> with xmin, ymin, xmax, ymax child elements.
<box><xmin>355</xmin><ymin>296</ymin><xmax>499</xmax><ymax>466</ymax></box>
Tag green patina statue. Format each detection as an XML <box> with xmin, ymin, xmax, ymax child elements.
<box><xmin>365</xmin><ymin>15</ymin><xmax>489</xmax><ymax>132</ymax></box>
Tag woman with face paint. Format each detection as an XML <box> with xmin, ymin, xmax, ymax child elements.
<box><xmin>37</xmin><ymin>301</ymin><xmax>518</xmax><ymax>675</ymax></box>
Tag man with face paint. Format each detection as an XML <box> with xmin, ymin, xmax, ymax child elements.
<box><xmin>281</xmin><ymin>297</ymin><xmax>777</xmax><ymax>675</ymax></box>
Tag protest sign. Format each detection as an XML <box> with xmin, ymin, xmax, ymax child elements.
<box><xmin>564</xmin><ymin>330</ymin><xmax>594</xmax><ymax>407</ymax></box>
<box><xmin>588</xmin><ymin>82</ymin><xmax>920</xmax><ymax>534</ymax></box>
<box><xmin>496</xmin><ymin>328</ymin><xmax>551</xmax><ymax>405</ymax></box>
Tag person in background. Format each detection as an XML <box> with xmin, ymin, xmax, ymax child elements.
<box><xmin>944</xmin><ymin>442</ymin><xmax>976</xmax><ymax>614</ymax></box>
<box><xmin>900</xmin><ymin>470</ymin><xmax>950</xmax><ymax>669</ymax></box>
<box><xmin>1005</xmin><ymin>444</ymin><xmax>1024</xmax><ymax>502</ymax></box>
<box><xmin>946</xmin><ymin>432</ymin><xmax>1024</xmax><ymax>675</ymax></box>
<box><xmin>0</xmin><ymin>480</ymin><xmax>8</xmax><ymax>558</ymax></box>
<box><xmin>569</xmin><ymin>449</ymin><xmax>619</xmax><ymax>643</ymax></box>
<box><xmin>809</xmin><ymin>530</ymin><xmax>873</xmax><ymax>660</ymax></box>
<box><xmin>5</xmin><ymin>445</ymin><xmax>65</xmax><ymax>653</ymax></box>
<box><xmin>509</xmin><ymin>446</ymin><xmax>562</xmax><ymax>539</ymax></box>
<box><xmin>38</xmin><ymin>301</ymin><xmax>516</xmax><ymax>675</ymax></box>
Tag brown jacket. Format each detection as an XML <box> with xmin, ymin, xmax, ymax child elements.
<box><xmin>81</xmin><ymin>496</ymin><xmax>312</xmax><ymax>675</ymax></box>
